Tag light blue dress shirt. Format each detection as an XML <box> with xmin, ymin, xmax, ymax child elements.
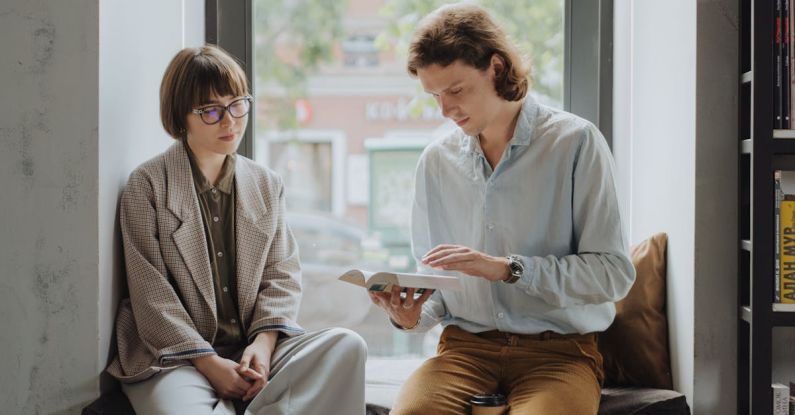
<box><xmin>408</xmin><ymin>95</ymin><xmax>636</xmax><ymax>335</ymax></box>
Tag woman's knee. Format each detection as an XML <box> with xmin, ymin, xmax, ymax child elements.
<box><xmin>322</xmin><ymin>327</ymin><xmax>368</xmax><ymax>365</ymax></box>
<box><xmin>122</xmin><ymin>367</ymin><xmax>219</xmax><ymax>415</ymax></box>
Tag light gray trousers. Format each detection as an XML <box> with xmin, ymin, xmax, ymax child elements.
<box><xmin>122</xmin><ymin>327</ymin><xmax>367</xmax><ymax>415</ymax></box>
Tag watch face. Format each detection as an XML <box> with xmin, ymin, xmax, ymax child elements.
<box><xmin>509</xmin><ymin>256</ymin><xmax>523</xmax><ymax>275</ymax></box>
<box><xmin>503</xmin><ymin>269</ymin><xmax>520</xmax><ymax>284</ymax></box>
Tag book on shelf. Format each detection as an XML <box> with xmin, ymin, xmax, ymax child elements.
<box><xmin>786</xmin><ymin>0</ymin><xmax>792</xmax><ymax>127</ymax></box>
<box><xmin>775</xmin><ymin>171</ymin><xmax>795</xmax><ymax>310</ymax></box>
<box><xmin>774</xmin><ymin>383</ymin><xmax>789</xmax><ymax>415</ymax></box>
<box><xmin>790</xmin><ymin>382</ymin><xmax>795</xmax><ymax>415</ymax></box>
<box><xmin>777</xmin><ymin>0</ymin><xmax>784</xmax><ymax>129</ymax></box>
<box><xmin>773</xmin><ymin>302</ymin><xmax>795</xmax><ymax>311</ymax></box>
<box><xmin>771</xmin><ymin>0</ymin><xmax>795</xmax><ymax>129</ymax></box>
<box><xmin>773</xmin><ymin>170</ymin><xmax>784</xmax><ymax>303</ymax></box>
<box><xmin>791</xmin><ymin>0</ymin><xmax>795</xmax><ymax>124</ymax></box>
<box><xmin>338</xmin><ymin>269</ymin><xmax>461</xmax><ymax>293</ymax></box>
<box><xmin>781</xmin><ymin>194</ymin><xmax>795</xmax><ymax>305</ymax></box>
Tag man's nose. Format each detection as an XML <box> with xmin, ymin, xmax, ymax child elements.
<box><xmin>440</xmin><ymin>96</ymin><xmax>454</xmax><ymax>119</ymax></box>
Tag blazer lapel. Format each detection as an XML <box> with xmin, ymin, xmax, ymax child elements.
<box><xmin>165</xmin><ymin>142</ymin><xmax>217</xmax><ymax>318</ymax></box>
<box><xmin>234</xmin><ymin>159</ymin><xmax>271</xmax><ymax>329</ymax></box>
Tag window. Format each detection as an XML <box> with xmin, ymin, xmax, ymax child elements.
<box><xmin>343</xmin><ymin>34</ymin><xmax>380</xmax><ymax>67</ymax></box>
<box><xmin>211</xmin><ymin>0</ymin><xmax>614</xmax><ymax>358</ymax></box>
<box><xmin>257</xmin><ymin>130</ymin><xmax>346</xmax><ymax>214</ymax></box>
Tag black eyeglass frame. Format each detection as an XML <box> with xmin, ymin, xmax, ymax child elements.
<box><xmin>191</xmin><ymin>95</ymin><xmax>254</xmax><ymax>125</ymax></box>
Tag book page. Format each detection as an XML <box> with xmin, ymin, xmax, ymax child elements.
<box><xmin>338</xmin><ymin>269</ymin><xmax>374</xmax><ymax>288</ymax></box>
<box><xmin>780</xmin><ymin>170</ymin><xmax>795</xmax><ymax>194</ymax></box>
<box><xmin>337</xmin><ymin>269</ymin><xmax>462</xmax><ymax>291</ymax></box>
<box><xmin>393</xmin><ymin>272</ymin><xmax>461</xmax><ymax>291</ymax></box>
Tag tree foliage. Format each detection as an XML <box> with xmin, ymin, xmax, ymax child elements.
<box><xmin>253</xmin><ymin>0</ymin><xmax>348</xmax><ymax>129</ymax></box>
<box><xmin>253</xmin><ymin>0</ymin><xmax>563</xmax><ymax>128</ymax></box>
<box><xmin>376</xmin><ymin>0</ymin><xmax>564</xmax><ymax>107</ymax></box>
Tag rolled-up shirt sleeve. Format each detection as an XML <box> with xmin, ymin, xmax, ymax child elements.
<box><xmin>514</xmin><ymin>123</ymin><xmax>636</xmax><ymax>308</ymax></box>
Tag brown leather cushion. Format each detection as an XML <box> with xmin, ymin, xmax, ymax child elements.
<box><xmin>599</xmin><ymin>233</ymin><xmax>673</xmax><ymax>389</ymax></box>
<box><xmin>85</xmin><ymin>388</ymin><xmax>691</xmax><ymax>415</ymax></box>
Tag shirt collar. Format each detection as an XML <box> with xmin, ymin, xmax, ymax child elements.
<box><xmin>461</xmin><ymin>132</ymin><xmax>483</xmax><ymax>157</ymax></box>
<box><xmin>186</xmin><ymin>144</ymin><xmax>236</xmax><ymax>194</ymax></box>
<box><xmin>510</xmin><ymin>94</ymin><xmax>538</xmax><ymax>147</ymax></box>
<box><xmin>460</xmin><ymin>93</ymin><xmax>539</xmax><ymax>157</ymax></box>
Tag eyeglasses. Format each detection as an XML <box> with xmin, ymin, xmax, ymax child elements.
<box><xmin>192</xmin><ymin>96</ymin><xmax>253</xmax><ymax>125</ymax></box>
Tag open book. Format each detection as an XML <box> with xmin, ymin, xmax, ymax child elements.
<box><xmin>338</xmin><ymin>269</ymin><xmax>461</xmax><ymax>293</ymax></box>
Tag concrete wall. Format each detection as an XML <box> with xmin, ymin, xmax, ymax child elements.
<box><xmin>613</xmin><ymin>0</ymin><xmax>697</xmax><ymax>408</ymax></box>
<box><xmin>0</xmin><ymin>1</ymin><xmax>203</xmax><ymax>413</ymax></box>
<box><xmin>613</xmin><ymin>0</ymin><xmax>739</xmax><ymax>413</ymax></box>
<box><xmin>0</xmin><ymin>2</ymin><xmax>100</xmax><ymax>412</ymax></box>
<box><xmin>693</xmin><ymin>0</ymin><xmax>738</xmax><ymax>413</ymax></box>
<box><xmin>98</xmin><ymin>0</ymin><xmax>204</xmax><ymax>392</ymax></box>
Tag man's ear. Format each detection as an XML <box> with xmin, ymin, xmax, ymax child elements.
<box><xmin>490</xmin><ymin>54</ymin><xmax>506</xmax><ymax>78</ymax></box>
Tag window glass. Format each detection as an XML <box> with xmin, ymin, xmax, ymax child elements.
<box><xmin>253</xmin><ymin>0</ymin><xmax>564</xmax><ymax>357</ymax></box>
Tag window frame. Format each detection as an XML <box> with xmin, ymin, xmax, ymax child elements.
<box><xmin>205</xmin><ymin>0</ymin><xmax>255</xmax><ymax>157</ymax></box>
<box><xmin>565</xmin><ymin>0</ymin><xmax>614</xmax><ymax>147</ymax></box>
<box><xmin>258</xmin><ymin>129</ymin><xmax>348</xmax><ymax>216</ymax></box>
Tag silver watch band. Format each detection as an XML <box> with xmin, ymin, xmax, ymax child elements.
<box><xmin>502</xmin><ymin>255</ymin><xmax>523</xmax><ymax>284</ymax></box>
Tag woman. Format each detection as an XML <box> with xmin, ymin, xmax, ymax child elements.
<box><xmin>106</xmin><ymin>44</ymin><xmax>366</xmax><ymax>415</ymax></box>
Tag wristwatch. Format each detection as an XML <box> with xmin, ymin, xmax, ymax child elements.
<box><xmin>503</xmin><ymin>255</ymin><xmax>523</xmax><ymax>284</ymax></box>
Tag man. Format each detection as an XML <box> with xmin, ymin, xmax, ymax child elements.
<box><xmin>368</xmin><ymin>4</ymin><xmax>635</xmax><ymax>414</ymax></box>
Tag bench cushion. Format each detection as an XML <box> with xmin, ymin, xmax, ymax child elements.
<box><xmin>364</xmin><ymin>358</ymin><xmax>690</xmax><ymax>415</ymax></box>
<box><xmin>81</xmin><ymin>390</ymin><xmax>390</xmax><ymax>415</ymax></box>
<box><xmin>598</xmin><ymin>387</ymin><xmax>689</xmax><ymax>415</ymax></box>
<box><xmin>600</xmin><ymin>233</ymin><xmax>673</xmax><ymax>389</ymax></box>
<box><xmin>83</xmin><ymin>387</ymin><xmax>690</xmax><ymax>415</ymax></box>
<box><xmin>83</xmin><ymin>358</ymin><xmax>690</xmax><ymax>415</ymax></box>
<box><xmin>364</xmin><ymin>388</ymin><xmax>689</xmax><ymax>415</ymax></box>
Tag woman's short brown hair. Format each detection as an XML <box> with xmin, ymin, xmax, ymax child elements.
<box><xmin>407</xmin><ymin>3</ymin><xmax>530</xmax><ymax>102</ymax></box>
<box><xmin>160</xmin><ymin>44</ymin><xmax>249</xmax><ymax>140</ymax></box>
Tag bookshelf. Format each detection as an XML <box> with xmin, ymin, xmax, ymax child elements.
<box><xmin>739</xmin><ymin>0</ymin><xmax>795</xmax><ymax>413</ymax></box>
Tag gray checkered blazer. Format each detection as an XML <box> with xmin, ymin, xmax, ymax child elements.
<box><xmin>106</xmin><ymin>142</ymin><xmax>303</xmax><ymax>383</ymax></box>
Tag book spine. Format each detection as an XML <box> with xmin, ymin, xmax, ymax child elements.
<box><xmin>777</xmin><ymin>171</ymin><xmax>783</xmax><ymax>303</ymax></box>
<box><xmin>790</xmin><ymin>381</ymin><xmax>795</xmax><ymax>415</ymax></box>
<box><xmin>786</xmin><ymin>0</ymin><xmax>791</xmax><ymax>128</ymax></box>
<box><xmin>778</xmin><ymin>0</ymin><xmax>784</xmax><ymax>129</ymax></box>
<box><xmin>774</xmin><ymin>383</ymin><xmax>789</xmax><ymax>415</ymax></box>
<box><xmin>782</xmin><ymin>196</ymin><xmax>795</xmax><ymax>303</ymax></box>
<box><xmin>791</xmin><ymin>0</ymin><xmax>795</xmax><ymax>125</ymax></box>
